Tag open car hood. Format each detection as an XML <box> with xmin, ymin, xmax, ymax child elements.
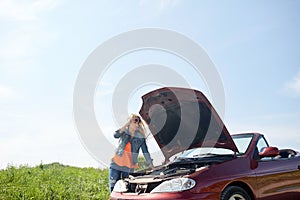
<box><xmin>139</xmin><ymin>87</ymin><xmax>238</xmax><ymax>160</ymax></box>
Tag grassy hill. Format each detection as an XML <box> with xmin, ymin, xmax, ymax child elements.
<box><xmin>0</xmin><ymin>162</ymin><xmax>110</xmax><ymax>200</ymax></box>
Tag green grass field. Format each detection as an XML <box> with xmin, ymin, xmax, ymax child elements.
<box><xmin>0</xmin><ymin>163</ymin><xmax>110</xmax><ymax>200</ymax></box>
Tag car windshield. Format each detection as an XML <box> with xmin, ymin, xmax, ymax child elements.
<box><xmin>175</xmin><ymin>147</ymin><xmax>235</xmax><ymax>159</ymax></box>
<box><xmin>169</xmin><ymin>134</ymin><xmax>254</xmax><ymax>161</ymax></box>
<box><xmin>232</xmin><ymin>134</ymin><xmax>254</xmax><ymax>154</ymax></box>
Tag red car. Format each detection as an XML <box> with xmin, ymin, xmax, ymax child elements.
<box><xmin>110</xmin><ymin>87</ymin><xmax>300</xmax><ymax>200</ymax></box>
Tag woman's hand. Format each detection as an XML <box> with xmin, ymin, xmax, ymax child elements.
<box><xmin>149</xmin><ymin>161</ymin><xmax>154</xmax><ymax>169</ymax></box>
<box><xmin>147</xmin><ymin>159</ymin><xmax>154</xmax><ymax>169</ymax></box>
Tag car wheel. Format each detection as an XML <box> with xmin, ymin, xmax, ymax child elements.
<box><xmin>220</xmin><ymin>186</ymin><xmax>251</xmax><ymax>200</ymax></box>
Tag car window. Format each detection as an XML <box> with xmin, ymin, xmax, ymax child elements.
<box><xmin>256</xmin><ymin>136</ymin><xmax>269</xmax><ymax>153</ymax></box>
<box><xmin>256</xmin><ymin>136</ymin><xmax>273</xmax><ymax>161</ymax></box>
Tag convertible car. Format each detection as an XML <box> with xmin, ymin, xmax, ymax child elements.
<box><xmin>110</xmin><ymin>87</ymin><xmax>300</xmax><ymax>200</ymax></box>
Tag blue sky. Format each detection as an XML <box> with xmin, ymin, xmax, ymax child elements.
<box><xmin>1</xmin><ymin>0</ymin><xmax>300</xmax><ymax>169</ymax></box>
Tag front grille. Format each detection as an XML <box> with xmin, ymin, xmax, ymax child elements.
<box><xmin>127</xmin><ymin>181</ymin><xmax>162</xmax><ymax>194</ymax></box>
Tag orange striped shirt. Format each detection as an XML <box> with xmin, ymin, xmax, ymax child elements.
<box><xmin>112</xmin><ymin>142</ymin><xmax>138</xmax><ymax>169</ymax></box>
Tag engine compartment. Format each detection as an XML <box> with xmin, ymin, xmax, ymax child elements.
<box><xmin>114</xmin><ymin>149</ymin><xmax>236</xmax><ymax>194</ymax></box>
<box><xmin>121</xmin><ymin>160</ymin><xmax>218</xmax><ymax>194</ymax></box>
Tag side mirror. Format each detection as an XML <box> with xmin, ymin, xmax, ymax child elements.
<box><xmin>259</xmin><ymin>147</ymin><xmax>279</xmax><ymax>158</ymax></box>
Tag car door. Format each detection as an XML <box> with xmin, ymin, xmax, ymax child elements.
<box><xmin>254</xmin><ymin>136</ymin><xmax>300</xmax><ymax>200</ymax></box>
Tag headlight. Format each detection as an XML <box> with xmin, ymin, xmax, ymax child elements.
<box><xmin>150</xmin><ymin>177</ymin><xmax>196</xmax><ymax>193</ymax></box>
<box><xmin>113</xmin><ymin>180</ymin><xmax>128</xmax><ymax>193</ymax></box>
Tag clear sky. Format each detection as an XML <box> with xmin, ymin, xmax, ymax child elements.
<box><xmin>1</xmin><ymin>0</ymin><xmax>300</xmax><ymax>169</ymax></box>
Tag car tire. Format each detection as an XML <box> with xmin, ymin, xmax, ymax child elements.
<box><xmin>220</xmin><ymin>186</ymin><xmax>251</xmax><ymax>200</ymax></box>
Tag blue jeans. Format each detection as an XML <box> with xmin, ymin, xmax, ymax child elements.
<box><xmin>109</xmin><ymin>163</ymin><xmax>134</xmax><ymax>192</ymax></box>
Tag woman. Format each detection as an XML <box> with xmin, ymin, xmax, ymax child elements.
<box><xmin>109</xmin><ymin>114</ymin><xmax>153</xmax><ymax>192</ymax></box>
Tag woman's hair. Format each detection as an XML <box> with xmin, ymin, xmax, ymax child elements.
<box><xmin>127</xmin><ymin>114</ymin><xmax>146</xmax><ymax>137</ymax></box>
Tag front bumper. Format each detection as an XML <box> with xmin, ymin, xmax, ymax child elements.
<box><xmin>110</xmin><ymin>191</ymin><xmax>219</xmax><ymax>200</ymax></box>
